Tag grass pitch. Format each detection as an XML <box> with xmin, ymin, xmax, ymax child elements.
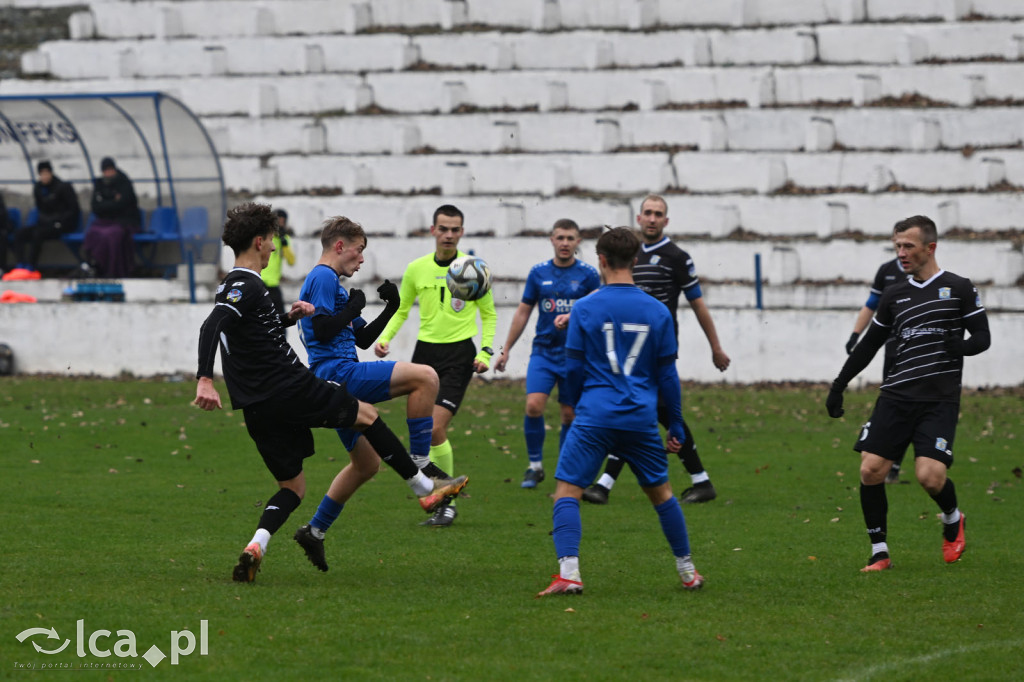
<box><xmin>1</xmin><ymin>377</ymin><xmax>1022</xmax><ymax>681</ymax></box>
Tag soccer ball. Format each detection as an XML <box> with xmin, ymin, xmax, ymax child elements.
<box><xmin>446</xmin><ymin>255</ymin><xmax>492</xmax><ymax>301</ymax></box>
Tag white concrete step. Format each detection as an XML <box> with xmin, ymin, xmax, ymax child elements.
<box><xmin>7</xmin><ymin>61</ymin><xmax>1024</xmax><ymax>116</ymax></box>
<box><xmin>216</xmin><ymin>149</ymin><xmax>1024</xmax><ymax>197</ymax></box>
<box><xmin>200</xmin><ymin>106</ymin><xmax>1024</xmax><ymax>161</ymax></box>
<box><xmin>28</xmin><ymin>20</ymin><xmax>1024</xmax><ymax>81</ymax></box>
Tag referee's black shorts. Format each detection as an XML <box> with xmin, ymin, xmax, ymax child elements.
<box><xmin>242</xmin><ymin>374</ymin><xmax>360</xmax><ymax>481</ymax></box>
<box><xmin>412</xmin><ymin>338</ymin><xmax>477</xmax><ymax>415</ymax></box>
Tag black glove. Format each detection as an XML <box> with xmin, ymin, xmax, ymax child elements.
<box><xmin>845</xmin><ymin>332</ymin><xmax>859</xmax><ymax>355</ymax></box>
<box><xmin>825</xmin><ymin>380</ymin><xmax>845</xmax><ymax>418</ymax></box>
<box><xmin>345</xmin><ymin>288</ymin><xmax>365</xmax><ymax>314</ymax></box>
<box><xmin>377</xmin><ymin>279</ymin><xmax>399</xmax><ymax>307</ymax></box>
<box><xmin>942</xmin><ymin>330</ymin><xmax>965</xmax><ymax>358</ymax></box>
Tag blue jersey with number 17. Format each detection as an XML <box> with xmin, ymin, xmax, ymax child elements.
<box><xmin>566</xmin><ymin>283</ymin><xmax>678</xmax><ymax>432</ymax></box>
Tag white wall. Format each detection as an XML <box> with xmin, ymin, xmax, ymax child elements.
<box><xmin>0</xmin><ymin>303</ymin><xmax>1019</xmax><ymax>388</ymax></box>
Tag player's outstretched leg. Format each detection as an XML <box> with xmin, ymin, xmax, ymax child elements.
<box><xmin>648</xmin><ymin>485</ymin><xmax>704</xmax><ymax>590</ymax></box>
<box><xmin>234</xmin><ymin>485</ymin><xmax>302</xmax><ymax>582</ymax></box>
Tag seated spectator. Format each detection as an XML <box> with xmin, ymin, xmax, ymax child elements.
<box><xmin>82</xmin><ymin>157</ymin><xmax>140</xmax><ymax>278</ymax></box>
<box><xmin>3</xmin><ymin>161</ymin><xmax>81</xmax><ymax>281</ymax></box>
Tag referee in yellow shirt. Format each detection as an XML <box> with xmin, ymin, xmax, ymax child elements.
<box><xmin>375</xmin><ymin>204</ymin><xmax>498</xmax><ymax>526</ymax></box>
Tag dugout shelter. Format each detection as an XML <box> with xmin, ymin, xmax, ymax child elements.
<box><xmin>0</xmin><ymin>91</ymin><xmax>225</xmax><ymax>273</ymax></box>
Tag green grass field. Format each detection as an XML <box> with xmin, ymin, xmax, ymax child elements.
<box><xmin>1</xmin><ymin>377</ymin><xmax>1022</xmax><ymax>681</ymax></box>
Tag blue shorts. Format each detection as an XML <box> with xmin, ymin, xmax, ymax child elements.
<box><xmin>525</xmin><ymin>351</ymin><xmax>570</xmax><ymax>404</ymax></box>
<box><xmin>556</xmin><ymin>425</ymin><xmax>669</xmax><ymax>488</ymax></box>
<box><xmin>311</xmin><ymin>358</ymin><xmax>396</xmax><ymax>451</ymax></box>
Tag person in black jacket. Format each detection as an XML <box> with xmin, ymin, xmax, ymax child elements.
<box><xmin>4</xmin><ymin>160</ymin><xmax>81</xmax><ymax>281</ymax></box>
<box><xmin>83</xmin><ymin>157</ymin><xmax>140</xmax><ymax>278</ymax></box>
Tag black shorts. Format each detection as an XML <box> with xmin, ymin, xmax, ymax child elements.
<box><xmin>412</xmin><ymin>338</ymin><xmax>476</xmax><ymax>415</ymax></box>
<box><xmin>854</xmin><ymin>395</ymin><xmax>958</xmax><ymax>468</ymax></box>
<box><xmin>243</xmin><ymin>374</ymin><xmax>360</xmax><ymax>481</ymax></box>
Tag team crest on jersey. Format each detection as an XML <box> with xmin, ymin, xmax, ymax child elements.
<box><xmin>450</xmin><ymin>297</ymin><xmax>465</xmax><ymax>312</ymax></box>
<box><xmin>935</xmin><ymin>437</ymin><xmax>948</xmax><ymax>451</ymax></box>
<box><xmin>938</xmin><ymin>287</ymin><xmax>951</xmax><ymax>299</ymax></box>
<box><xmin>226</xmin><ymin>288</ymin><xmax>242</xmax><ymax>303</ymax></box>
<box><xmin>975</xmin><ymin>293</ymin><xmax>982</xmax><ymax>308</ymax></box>
<box><xmin>688</xmin><ymin>263</ymin><xmax>697</xmax><ymax>277</ymax></box>
<box><xmin>216</xmin><ymin>283</ymin><xmax>226</xmax><ymax>294</ymax></box>
<box><xmin>650</xmin><ymin>255</ymin><xmax>661</xmax><ymax>265</ymax></box>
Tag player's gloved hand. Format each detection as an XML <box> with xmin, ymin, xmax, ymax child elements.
<box><xmin>668</xmin><ymin>422</ymin><xmax>686</xmax><ymax>445</ymax></box>
<box><xmin>377</xmin><ymin>279</ymin><xmax>399</xmax><ymax>306</ymax></box>
<box><xmin>825</xmin><ymin>380</ymin><xmax>845</xmax><ymax>418</ymax></box>
<box><xmin>346</xmin><ymin>288</ymin><xmax>366</xmax><ymax>314</ymax></box>
<box><xmin>942</xmin><ymin>329</ymin><xmax>965</xmax><ymax>358</ymax></box>
<box><xmin>845</xmin><ymin>332</ymin><xmax>859</xmax><ymax>355</ymax></box>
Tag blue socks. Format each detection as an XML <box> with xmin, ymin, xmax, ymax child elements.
<box><xmin>310</xmin><ymin>495</ymin><xmax>345</xmax><ymax>533</ymax></box>
<box><xmin>407</xmin><ymin>416</ymin><xmax>433</xmax><ymax>459</ymax></box>
<box><xmin>552</xmin><ymin>497</ymin><xmax>581</xmax><ymax>559</ymax></box>
<box><xmin>654</xmin><ymin>497</ymin><xmax>691</xmax><ymax>558</ymax></box>
<box><xmin>524</xmin><ymin>415</ymin><xmax>545</xmax><ymax>463</ymax></box>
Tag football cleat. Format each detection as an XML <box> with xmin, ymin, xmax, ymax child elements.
<box><xmin>420</xmin><ymin>504</ymin><xmax>457</xmax><ymax>527</ymax></box>
<box><xmin>293</xmin><ymin>524</ymin><xmax>328</xmax><ymax>572</ymax></box>
<box><xmin>418</xmin><ymin>475</ymin><xmax>468</xmax><ymax>513</ymax></box>
<box><xmin>536</xmin><ymin>575</ymin><xmax>583</xmax><ymax>597</ymax></box>
<box><xmin>679</xmin><ymin>482</ymin><xmax>717</xmax><ymax>504</ymax></box>
<box><xmin>681</xmin><ymin>569</ymin><xmax>705</xmax><ymax>591</ymax></box>
<box><xmin>885</xmin><ymin>466</ymin><xmax>901</xmax><ymax>484</ymax></box>
<box><xmin>943</xmin><ymin>513</ymin><xmax>966</xmax><ymax>563</ymax></box>
<box><xmin>860</xmin><ymin>553</ymin><xmax>892</xmax><ymax>572</ymax></box>
<box><xmin>581</xmin><ymin>483</ymin><xmax>610</xmax><ymax>505</ymax></box>
<box><xmin>521</xmin><ymin>468</ymin><xmax>545</xmax><ymax>489</ymax></box>
<box><xmin>232</xmin><ymin>542</ymin><xmax>263</xmax><ymax>583</ymax></box>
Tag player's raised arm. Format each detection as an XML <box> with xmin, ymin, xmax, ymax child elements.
<box><xmin>354</xmin><ymin>280</ymin><xmax>402</xmax><ymax>349</ymax></box>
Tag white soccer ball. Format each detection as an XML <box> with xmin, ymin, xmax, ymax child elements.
<box><xmin>446</xmin><ymin>255</ymin><xmax>492</xmax><ymax>301</ymax></box>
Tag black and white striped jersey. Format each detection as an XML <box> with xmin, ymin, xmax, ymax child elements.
<box><xmin>872</xmin><ymin>270</ymin><xmax>986</xmax><ymax>402</ymax></box>
<box><xmin>633</xmin><ymin>237</ymin><xmax>700</xmax><ymax>336</ymax></box>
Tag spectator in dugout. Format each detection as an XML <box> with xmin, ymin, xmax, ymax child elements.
<box><xmin>3</xmin><ymin>160</ymin><xmax>81</xmax><ymax>281</ymax></box>
<box><xmin>82</xmin><ymin>156</ymin><xmax>140</xmax><ymax>278</ymax></box>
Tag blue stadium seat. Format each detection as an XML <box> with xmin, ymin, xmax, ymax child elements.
<box><xmin>134</xmin><ymin>206</ymin><xmax>180</xmax><ymax>269</ymax></box>
<box><xmin>179</xmin><ymin>206</ymin><xmax>213</xmax><ymax>263</ymax></box>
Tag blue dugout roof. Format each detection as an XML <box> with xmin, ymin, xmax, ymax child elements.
<box><xmin>0</xmin><ymin>91</ymin><xmax>225</xmax><ymax>264</ymax></box>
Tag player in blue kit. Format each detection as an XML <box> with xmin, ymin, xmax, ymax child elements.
<box><xmin>537</xmin><ymin>227</ymin><xmax>704</xmax><ymax>596</ymax></box>
<box><xmin>583</xmin><ymin>194</ymin><xmax>730</xmax><ymax>506</ymax></box>
<box><xmin>291</xmin><ymin>216</ymin><xmax>467</xmax><ymax>571</ymax></box>
<box><xmin>495</xmin><ymin>219</ymin><xmax>601</xmax><ymax>488</ymax></box>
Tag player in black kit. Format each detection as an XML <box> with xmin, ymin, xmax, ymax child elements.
<box><xmin>583</xmin><ymin>194</ymin><xmax>731</xmax><ymax>505</ymax></box>
<box><xmin>826</xmin><ymin>215</ymin><xmax>990</xmax><ymax>572</ymax></box>
<box><xmin>193</xmin><ymin>203</ymin><xmax>466</xmax><ymax>582</ymax></box>
<box><xmin>846</xmin><ymin>257</ymin><xmax>909</xmax><ymax>483</ymax></box>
